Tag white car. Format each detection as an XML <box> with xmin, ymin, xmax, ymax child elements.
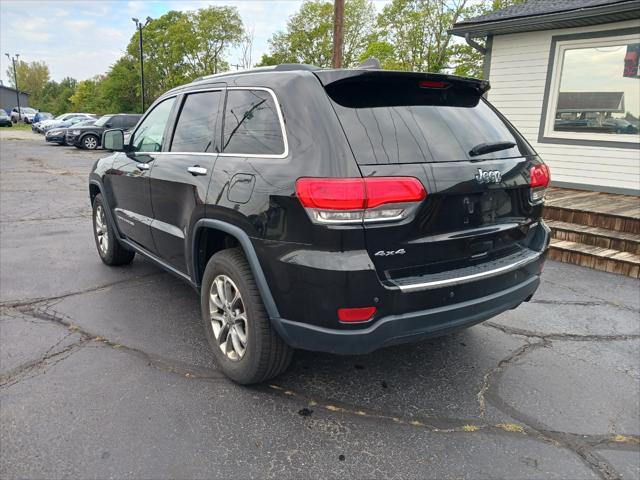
<box><xmin>38</xmin><ymin>113</ymin><xmax>95</xmax><ymax>133</ymax></box>
<box><xmin>10</xmin><ymin>107</ymin><xmax>38</xmax><ymax>124</ymax></box>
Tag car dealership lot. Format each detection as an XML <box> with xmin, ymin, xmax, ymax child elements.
<box><xmin>1</xmin><ymin>134</ymin><xmax>639</xmax><ymax>479</ymax></box>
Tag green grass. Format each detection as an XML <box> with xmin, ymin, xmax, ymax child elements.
<box><xmin>5</xmin><ymin>122</ymin><xmax>34</xmax><ymax>131</ymax></box>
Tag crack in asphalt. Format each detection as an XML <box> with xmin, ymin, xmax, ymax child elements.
<box><xmin>476</xmin><ymin>334</ymin><xmax>636</xmax><ymax>480</ymax></box>
<box><xmin>0</xmin><ymin>302</ymin><xmax>224</xmax><ymax>391</ymax></box>
<box><xmin>0</xmin><ymin>213</ymin><xmax>91</xmax><ymax>224</ymax></box>
<box><xmin>0</xmin><ymin>272</ymin><xmax>163</xmax><ymax>309</ymax></box>
<box><xmin>542</xmin><ymin>280</ymin><xmax>639</xmax><ymax>313</ymax></box>
<box><xmin>483</xmin><ymin>321</ymin><xmax>640</xmax><ymax>342</ymax></box>
<box><xmin>1</xmin><ymin>268</ymin><xmax>638</xmax><ymax>478</ymax></box>
<box><xmin>477</xmin><ymin>339</ymin><xmax>549</xmax><ymax>419</ymax></box>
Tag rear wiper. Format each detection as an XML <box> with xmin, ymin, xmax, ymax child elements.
<box><xmin>469</xmin><ymin>141</ymin><xmax>516</xmax><ymax>158</ymax></box>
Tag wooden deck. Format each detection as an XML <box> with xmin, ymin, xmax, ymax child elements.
<box><xmin>545</xmin><ymin>188</ymin><xmax>640</xmax><ymax>220</ymax></box>
<box><xmin>543</xmin><ymin>188</ymin><xmax>640</xmax><ymax>277</ymax></box>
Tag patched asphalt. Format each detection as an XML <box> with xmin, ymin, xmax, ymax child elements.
<box><xmin>1</xmin><ymin>133</ymin><xmax>639</xmax><ymax>479</ymax></box>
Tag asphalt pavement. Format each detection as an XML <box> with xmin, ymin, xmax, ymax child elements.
<box><xmin>1</xmin><ymin>131</ymin><xmax>639</xmax><ymax>479</ymax></box>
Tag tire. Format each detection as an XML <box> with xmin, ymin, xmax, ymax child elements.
<box><xmin>92</xmin><ymin>193</ymin><xmax>135</xmax><ymax>266</ymax></box>
<box><xmin>82</xmin><ymin>134</ymin><xmax>99</xmax><ymax>150</ymax></box>
<box><xmin>201</xmin><ymin>248</ymin><xmax>293</xmax><ymax>384</ymax></box>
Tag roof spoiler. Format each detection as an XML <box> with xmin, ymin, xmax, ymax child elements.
<box><xmin>314</xmin><ymin>70</ymin><xmax>490</xmax><ymax>95</ymax></box>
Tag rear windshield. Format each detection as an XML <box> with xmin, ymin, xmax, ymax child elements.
<box><xmin>325</xmin><ymin>77</ymin><xmax>534</xmax><ymax>164</ymax></box>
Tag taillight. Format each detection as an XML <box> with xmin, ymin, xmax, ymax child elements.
<box><xmin>419</xmin><ymin>80</ymin><xmax>449</xmax><ymax>89</ymax></box>
<box><xmin>296</xmin><ymin>177</ymin><xmax>426</xmax><ymax>225</ymax></box>
<box><xmin>530</xmin><ymin>164</ymin><xmax>550</xmax><ymax>203</ymax></box>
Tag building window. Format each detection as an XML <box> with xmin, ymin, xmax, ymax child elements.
<box><xmin>540</xmin><ymin>30</ymin><xmax>640</xmax><ymax>147</ymax></box>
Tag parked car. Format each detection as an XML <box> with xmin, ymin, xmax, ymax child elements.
<box><xmin>91</xmin><ymin>65</ymin><xmax>550</xmax><ymax>384</ymax></box>
<box><xmin>10</xmin><ymin>107</ymin><xmax>38</xmax><ymax>123</ymax></box>
<box><xmin>67</xmin><ymin>113</ymin><xmax>141</xmax><ymax>150</ymax></box>
<box><xmin>602</xmin><ymin>118</ymin><xmax>639</xmax><ymax>134</ymax></box>
<box><xmin>45</xmin><ymin>118</ymin><xmax>96</xmax><ymax>145</ymax></box>
<box><xmin>0</xmin><ymin>109</ymin><xmax>12</xmax><ymax>127</ymax></box>
<box><xmin>40</xmin><ymin>113</ymin><xmax>95</xmax><ymax>133</ymax></box>
<box><xmin>32</xmin><ymin>111</ymin><xmax>53</xmax><ymax>127</ymax></box>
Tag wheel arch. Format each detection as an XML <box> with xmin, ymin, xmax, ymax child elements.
<box><xmin>191</xmin><ymin>219</ymin><xmax>280</xmax><ymax>320</ymax></box>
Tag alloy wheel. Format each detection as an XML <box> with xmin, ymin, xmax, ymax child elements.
<box><xmin>209</xmin><ymin>274</ymin><xmax>248</xmax><ymax>361</ymax></box>
<box><xmin>95</xmin><ymin>205</ymin><xmax>109</xmax><ymax>255</ymax></box>
<box><xmin>84</xmin><ymin>136</ymin><xmax>98</xmax><ymax>149</ymax></box>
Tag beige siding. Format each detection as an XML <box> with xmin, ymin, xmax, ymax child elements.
<box><xmin>486</xmin><ymin>20</ymin><xmax>640</xmax><ymax>194</ymax></box>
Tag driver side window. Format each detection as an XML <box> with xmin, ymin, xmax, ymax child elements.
<box><xmin>131</xmin><ymin>98</ymin><xmax>175</xmax><ymax>153</ymax></box>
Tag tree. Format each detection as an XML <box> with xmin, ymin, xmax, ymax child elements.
<box><xmin>259</xmin><ymin>0</ymin><xmax>375</xmax><ymax>68</ymax></box>
<box><xmin>372</xmin><ymin>0</ymin><xmax>470</xmax><ymax>73</ymax></box>
<box><xmin>185</xmin><ymin>6</ymin><xmax>244</xmax><ymax>75</ymax></box>
<box><xmin>126</xmin><ymin>7</ymin><xmax>244</xmax><ymax>104</ymax></box>
<box><xmin>450</xmin><ymin>0</ymin><xmax>525</xmax><ymax>78</ymax></box>
<box><xmin>100</xmin><ymin>57</ymin><xmax>140</xmax><ymax>113</ymax></box>
<box><xmin>5</xmin><ymin>60</ymin><xmax>50</xmax><ymax>106</ymax></box>
<box><xmin>69</xmin><ymin>76</ymin><xmax>109</xmax><ymax>114</ymax></box>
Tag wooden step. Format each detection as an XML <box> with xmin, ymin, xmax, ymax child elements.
<box><xmin>546</xmin><ymin>219</ymin><xmax>640</xmax><ymax>255</ymax></box>
<box><xmin>548</xmin><ymin>239</ymin><xmax>640</xmax><ymax>278</ymax></box>
<box><xmin>544</xmin><ymin>188</ymin><xmax>640</xmax><ymax>234</ymax></box>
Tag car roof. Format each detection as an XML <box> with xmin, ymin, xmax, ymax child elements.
<box><xmin>161</xmin><ymin>63</ymin><xmax>488</xmax><ymax>99</ymax></box>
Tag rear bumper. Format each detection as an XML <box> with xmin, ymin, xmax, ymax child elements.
<box><xmin>272</xmin><ymin>274</ymin><xmax>539</xmax><ymax>354</ymax></box>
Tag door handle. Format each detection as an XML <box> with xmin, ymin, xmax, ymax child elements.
<box><xmin>187</xmin><ymin>166</ymin><xmax>208</xmax><ymax>176</ymax></box>
<box><xmin>136</xmin><ymin>163</ymin><xmax>150</xmax><ymax>171</ymax></box>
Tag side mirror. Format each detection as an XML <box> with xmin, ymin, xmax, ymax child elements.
<box><xmin>103</xmin><ymin>129</ymin><xmax>126</xmax><ymax>152</ymax></box>
<box><xmin>105</xmin><ymin>123</ymin><xmax>112</xmax><ymax>128</ymax></box>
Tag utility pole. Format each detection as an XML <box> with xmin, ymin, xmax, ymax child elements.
<box><xmin>5</xmin><ymin>53</ymin><xmax>21</xmax><ymax>121</ymax></box>
<box><xmin>331</xmin><ymin>0</ymin><xmax>344</xmax><ymax>68</ymax></box>
<box><xmin>132</xmin><ymin>17</ymin><xmax>152</xmax><ymax>113</ymax></box>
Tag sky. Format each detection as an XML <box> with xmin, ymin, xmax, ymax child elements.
<box><xmin>0</xmin><ymin>0</ymin><xmax>390</xmax><ymax>86</ymax></box>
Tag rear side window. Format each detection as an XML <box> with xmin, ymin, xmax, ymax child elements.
<box><xmin>125</xmin><ymin>115</ymin><xmax>141</xmax><ymax>128</ymax></box>
<box><xmin>171</xmin><ymin>91</ymin><xmax>222</xmax><ymax>153</ymax></box>
<box><xmin>326</xmin><ymin>77</ymin><xmax>534</xmax><ymax>164</ymax></box>
<box><xmin>223</xmin><ymin>89</ymin><xmax>285</xmax><ymax>156</ymax></box>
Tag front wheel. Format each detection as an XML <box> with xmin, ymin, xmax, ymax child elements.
<box><xmin>92</xmin><ymin>194</ymin><xmax>135</xmax><ymax>266</ymax></box>
<box><xmin>201</xmin><ymin>248</ymin><xmax>292</xmax><ymax>384</ymax></box>
<box><xmin>82</xmin><ymin>134</ymin><xmax>99</xmax><ymax>150</ymax></box>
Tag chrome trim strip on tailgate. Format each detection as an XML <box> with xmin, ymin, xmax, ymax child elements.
<box><xmin>394</xmin><ymin>249</ymin><xmax>542</xmax><ymax>292</ymax></box>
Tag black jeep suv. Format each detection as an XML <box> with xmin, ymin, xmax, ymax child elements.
<box><xmin>89</xmin><ymin>65</ymin><xmax>550</xmax><ymax>384</ymax></box>
<box><xmin>69</xmin><ymin>113</ymin><xmax>141</xmax><ymax>149</ymax></box>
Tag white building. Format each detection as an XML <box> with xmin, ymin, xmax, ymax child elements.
<box><xmin>451</xmin><ymin>0</ymin><xmax>640</xmax><ymax>195</ymax></box>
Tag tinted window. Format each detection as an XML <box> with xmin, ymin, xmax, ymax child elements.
<box><xmin>122</xmin><ymin>115</ymin><xmax>140</xmax><ymax>129</ymax></box>
<box><xmin>223</xmin><ymin>90</ymin><xmax>285</xmax><ymax>155</ymax></box>
<box><xmin>171</xmin><ymin>91</ymin><xmax>221</xmax><ymax>153</ymax></box>
<box><xmin>94</xmin><ymin>115</ymin><xmax>113</xmax><ymax>127</ymax></box>
<box><xmin>326</xmin><ymin>78</ymin><xmax>533</xmax><ymax>164</ymax></box>
<box><xmin>131</xmin><ymin>98</ymin><xmax>175</xmax><ymax>153</ymax></box>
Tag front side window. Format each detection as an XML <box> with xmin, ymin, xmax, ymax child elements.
<box><xmin>543</xmin><ymin>32</ymin><xmax>640</xmax><ymax>144</ymax></box>
<box><xmin>223</xmin><ymin>89</ymin><xmax>285</xmax><ymax>156</ymax></box>
<box><xmin>171</xmin><ymin>91</ymin><xmax>221</xmax><ymax>153</ymax></box>
<box><xmin>131</xmin><ymin>97</ymin><xmax>175</xmax><ymax>153</ymax></box>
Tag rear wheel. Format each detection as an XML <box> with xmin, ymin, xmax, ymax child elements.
<box><xmin>92</xmin><ymin>194</ymin><xmax>135</xmax><ymax>266</ymax></box>
<box><xmin>82</xmin><ymin>134</ymin><xmax>99</xmax><ymax>150</ymax></box>
<box><xmin>201</xmin><ymin>248</ymin><xmax>292</xmax><ymax>384</ymax></box>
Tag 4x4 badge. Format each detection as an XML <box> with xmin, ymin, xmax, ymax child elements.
<box><xmin>375</xmin><ymin>249</ymin><xmax>406</xmax><ymax>257</ymax></box>
<box><xmin>475</xmin><ymin>168</ymin><xmax>502</xmax><ymax>184</ymax></box>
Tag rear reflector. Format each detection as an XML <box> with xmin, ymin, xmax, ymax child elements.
<box><xmin>296</xmin><ymin>177</ymin><xmax>426</xmax><ymax>225</ymax></box>
<box><xmin>338</xmin><ymin>306</ymin><xmax>377</xmax><ymax>323</ymax></box>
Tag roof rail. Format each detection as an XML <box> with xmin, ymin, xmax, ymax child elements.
<box><xmin>192</xmin><ymin>63</ymin><xmax>320</xmax><ymax>83</ymax></box>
